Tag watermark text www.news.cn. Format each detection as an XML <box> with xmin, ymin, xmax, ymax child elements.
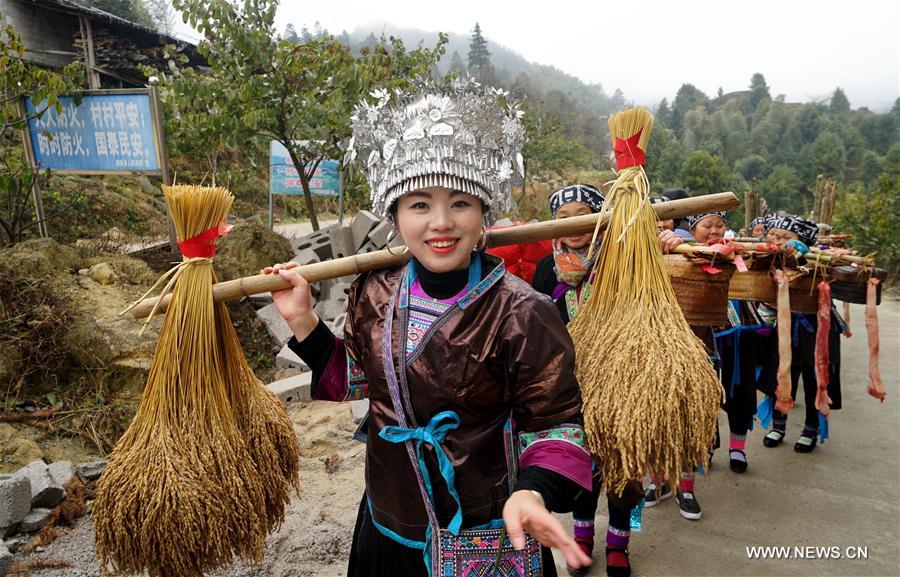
<box><xmin>746</xmin><ymin>546</ymin><xmax>869</xmax><ymax>560</ymax></box>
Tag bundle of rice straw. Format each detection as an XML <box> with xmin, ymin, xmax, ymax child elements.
<box><xmin>568</xmin><ymin>108</ymin><xmax>723</xmax><ymax>494</ymax></box>
<box><xmin>94</xmin><ymin>185</ymin><xmax>298</xmax><ymax>577</ymax></box>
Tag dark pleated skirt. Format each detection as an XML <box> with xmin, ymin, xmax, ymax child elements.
<box><xmin>347</xmin><ymin>493</ymin><xmax>559</xmax><ymax>577</ymax></box>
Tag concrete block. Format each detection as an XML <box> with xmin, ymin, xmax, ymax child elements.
<box><xmin>48</xmin><ymin>461</ymin><xmax>74</xmax><ymax>489</ymax></box>
<box><xmin>329</xmin><ymin>313</ymin><xmax>347</xmax><ymax>335</ymax></box>
<box><xmin>357</xmin><ymin>241</ymin><xmax>379</xmax><ymax>255</ymax></box>
<box><xmin>350</xmin><ymin>210</ymin><xmax>381</xmax><ymax>251</ymax></box>
<box><xmin>328</xmin><ymin>226</ymin><xmax>356</xmax><ymax>259</ymax></box>
<box><xmin>75</xmin><ymin>460</ymin><xmax>107</xmax><ymax>483</ymax></box>
<box><xmin>388</xmin><ymin>232</ymin><xmax>406</xmax><ymax>249</ymax></box>
<box><xmin>326</xmin><ymin>280</ymin><xmax>353</xmax><ymax>301</ymax></box>
<box><xmin>350</xmin><ymin>399</ymin><xmax>369</xmax><ymax>424</ymax></box>
<box><xmin>367</xmin><ymin>220</ymin><xmax>394</xmax><ymax>249</ymax></box>
<box><xmin>13</xmin><ymin>461</ymin><xmax>64</xmax><ymax>509</ymax></box>
<box><xmin>307</xmin><ymin>234</ymin><xmax>333</xmax><ymax>261</ymax></box>
<box><xmin>267</xmin><ymin>373</ymin><xmax>313</xmax><ymax>405</ymax></box>
<box><xmin>292</xmin><ymin>248</ymin><xmax>320</xmax><ymax>266</ymax></box>
<box><xmin>276</xmin><ymin>343</ymin><xmax>309</xmax><ymax>372</ymax></box>
<box><xmin>1</xmin><ymin>542</ymin><xmax>11</xmax><ymax>577</ymax></box>
<box><xmin>249</xmin><ymin>292</ymin><xmax>274</xmax><ymax>308</ymax></box>
<box><xmin>0</xmin><ymin>475</ymin><xmax>31</xmax><ymax>536</ymax></box>
<box><xmin>256</xmin><ymin>303</ymin><xmax>294</xmax><ymax>347</ymax></box>
<box><xmin>314</xmin><ymin>298</ymin><xmax>347</xmax><ymax>322</ymax></box>
<box><xmin>19</xmin><ymin>508</ymin><xmax>51</xmax><ymax>533</ymax></box>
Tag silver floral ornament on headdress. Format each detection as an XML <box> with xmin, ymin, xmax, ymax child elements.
<box><xmin>346</xmin><ymin>78</ymin><xmax>526</xmax><ymax>220</ymax></box>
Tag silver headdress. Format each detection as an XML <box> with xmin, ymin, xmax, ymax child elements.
<box><xmin>346</xmin><ymin>78</ymin><xmax>526</xmax><ymax>220</ymax></box>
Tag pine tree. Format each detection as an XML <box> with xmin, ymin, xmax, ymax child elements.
<box><xmin>448</xmin><ymin>51</ymin><xmax>467</xmax><ymax>78</ymax></box>
<box><xmin>284</xmin><ymin>23</ymin><xmax>299</xmax><ymax>43</ymax></box>
<box><xmin>829</xmin><ymin>87</ymin><xmax>851</xmax><ymax>115</ymax></box>
<box><xmin>467</xmin><ymin>23</ymin><xmax>493</xmax><ymax>82</ymax></box>
<box><xmin>749</xmin><ymin>73</ymin><xmax>770</xmax><ymax>110</ymax></box>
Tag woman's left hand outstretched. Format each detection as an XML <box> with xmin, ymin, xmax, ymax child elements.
<box><xmin>502</xmin><ymin>490</ymin><xmax>592</xmax><ymax>571</ymax></box>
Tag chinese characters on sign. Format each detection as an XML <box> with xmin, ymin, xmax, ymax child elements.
<box><xmin>24</xmin><ymin>92</ymin><xmax>160</xmax><ymax>172</ymax></box>
<box><xmin>269</xmin><ymin>140</ymin><xmax>340</xmax><ymax>196</ymax></box>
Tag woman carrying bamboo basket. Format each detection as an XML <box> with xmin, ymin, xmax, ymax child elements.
<box><xmin>759</xmin><ymin>214</ymin><xmax>846</xmax><ymax>454</ymax></box>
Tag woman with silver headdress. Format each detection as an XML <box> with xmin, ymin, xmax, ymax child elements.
<box><xmin>264</xmin><ymin>79</ymin><xmax>592</xmax><ymax>576</ymax></box>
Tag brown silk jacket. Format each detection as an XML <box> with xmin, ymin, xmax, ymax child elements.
<box><xmin>344</xmin><ymin>257</ymin><xmax>585</xmax><ymax>544</ymax></box>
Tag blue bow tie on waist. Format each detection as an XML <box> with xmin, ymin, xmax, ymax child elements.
<box><xmin>379</xmin><ymin>410</ymin><xmax>464</xmax><ymax>536</ymax></box>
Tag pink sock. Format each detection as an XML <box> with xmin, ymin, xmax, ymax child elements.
<box><xmin>679</xmin><ymin>473</ymin><xmax>694</xmax><ymax>493</ymax></box>
<box><xmin>730</xmin><ymin>433</ymin><xmax>746</xmax><ymax>452</ymax></box>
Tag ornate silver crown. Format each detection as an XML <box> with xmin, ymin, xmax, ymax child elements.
<box><xmin>346</xmin><ymin>78</ymin><xmax>526</xmax><ymax>219</ymax></box>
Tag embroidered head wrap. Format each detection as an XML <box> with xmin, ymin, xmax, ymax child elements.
<box><xmin>549</xmin><ymin>184</ymin><xmax>605</xmax><ymax>216</ymax></box>
<box><xmin>687</xmin><ymin>211</ymin><xmax>728</xmax><ymax>230</ymax></box>
<box><xmin>765</xmin><ymin>214</ymin><xmax>818</xmax><ymax>245</ymax></box>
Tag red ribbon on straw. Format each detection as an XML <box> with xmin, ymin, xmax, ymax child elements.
<box><xmin>613</xmin><ymin>130</ymin><xmax>646</xmax><ymax>169</ymax></box>
<box><xmin>178</xmin><ymin>221</ymin><xmax>232</xmax><ymax>258</ymax></box>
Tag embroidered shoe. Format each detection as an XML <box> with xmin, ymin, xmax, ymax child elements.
<box><xmin>642</xmin><ymin>482</ymin><xmax>672</xmax><ymax>508</ymax></box>
<box><xmin>794</xmin><ymin>434</ymin><xmax>818</xmax><ymax>453</ymax></box>
<box><xmin>675</xmin><ymin>490</ymin><xmax>702</xmax><ymax>520</ymax></box>
<box><xmin>763</xmin><ymin>429</ymin><xmax>785</xmax><ymax>448</ymax></box>
<box><xmin>605</xmin><ymin>547</ymin><xmax>631</xmax><ymax>577</ymax></box>
<box><xmin>728</xmin><ymin>449</ymin><xmax>748</xmax><ymax>473</ymax></box>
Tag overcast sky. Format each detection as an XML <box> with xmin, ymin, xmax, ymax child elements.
<box><xmin>176</xmin><ymin>0</ymin><xmax>899</xmax><ymax>111</ymax></box>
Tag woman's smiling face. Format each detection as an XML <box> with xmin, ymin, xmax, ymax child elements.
<box><xmin>394</xmin><ymin>187</ymin><xmax>484</xmax><ymax>273</ymax></box>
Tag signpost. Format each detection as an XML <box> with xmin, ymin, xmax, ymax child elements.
<box><xmin>268</xmin><ymin>140</ymin><xmax>343</xmax><ymax>228</ymax></box>
<box><xmin>20</xmin><ymin>84</ymin><xmax>176</xmax><ymax>253</ymax></box>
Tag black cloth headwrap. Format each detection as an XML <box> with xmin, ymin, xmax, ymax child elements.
<box><xmin>549</xmin><ymin>184</ymin><xmax>605</xmax><ymax>216</ymax></box>
<box><xmin>687</xmin><ymin>211</ymin><xmax>727</xmax><ymax>230</ymax></box>
<box><xmin>765</xmin><ymin>214</ymin><xmax>818</xmax><ymax>245</ymax></box>
<box><xmin>750</xmin><ymin>216</ymin><xmax>766</xmax><ymax>228</ymax></box>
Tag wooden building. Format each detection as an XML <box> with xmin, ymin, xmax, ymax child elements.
<box><xmin>0</xmin><ymin>0</ymin><xmax>204</xmax><ymax>88</ymax></box>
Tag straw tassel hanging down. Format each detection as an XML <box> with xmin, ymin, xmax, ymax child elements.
<box><xmin>94</xmin><ymin>185</ymin><xmax>299</xmax><ymax>577</ymax></box>
<box><xmin>568</xmin><ymin>108</ymin><xmax>722</xmax><ymax>494</ymax></box>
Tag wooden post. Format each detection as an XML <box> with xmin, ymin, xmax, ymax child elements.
<box><xmin>78</xmin><ymin>15</ymin><xmax>101</xmax><ymax>89</ymax></box>
<box><xmin>17</xmin><ymin>98</ymin><xmax>49</xmax><ymax>238</ymax></box>
<box><xmin>148</xmin><ymin>77</ymin><xmax>180</xmax><ymax>258</ymax></box>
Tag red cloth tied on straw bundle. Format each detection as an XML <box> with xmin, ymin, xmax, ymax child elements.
<box><xmin>178</xmin><ymin>221</ymin><xmax>233</xmax><ymax>258</ymax></box>
<box><xmin>613</xmin><ymin>130</ymin><xmax>646</xmax><ymax>169</ymax></box>
<box><xmin>814</xmin><ymin>281</ymin><xmax>833</xmax><ymax>416</ymax></box>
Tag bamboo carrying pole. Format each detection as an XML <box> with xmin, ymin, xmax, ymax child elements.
<box><xmin>131</xmin><ymin>192</ymin><xmax>740</xmax><ymax>319</ymax></box>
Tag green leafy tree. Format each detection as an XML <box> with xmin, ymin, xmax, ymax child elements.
<box><xmin>645</xmin><ymin>125</ymin><xmax>686</xmax><ymax>192</ymax></box>
<box><xmin>808</xmin><ymin>128</ymin><xmax>847</xmax><ymax>181</ymax></box>
<box><xmin>884</xmin><ymin>142</ymin><xmax>900</xmax><ymax>176</ymax></box>
<box><xmin>734</xmin><ymin>154</ymin><xmax>769</xmax><ymax>181</ymax></box>
<box><xmin>679</xmin><ymin>150</ymin><xmax>732</xmax><ymax>195</ymax></box>
<box><xmin>829</xmin><ymin>87</ymin><xmax>851</xmax><ymax>115</ymax></box>
<box><xmin>521</xmin><ymin>106</ymin><xmax>596</xmax><ymax>186</ymax></box>
<box><xmin>284</xmin><ymin>23</ymin><xmax>299</xmax><ymax>43</ymax></box>
<box><xmin>858</xmin><ymin>150</ymin><xmax>882</xmax><ymax>185</ymax></box>
<box><xmin>748</xmin><ymin>73</ymin><xmax>770</xmax><ymax>111</ymax></box>
<box><xmin>168</xmin><ymin>0</ymin><xmax>445</xmax><ymax>230</ymax></box>
<box><xmin>447</xmin><ymin>50</ymin><xmax>467</xmax><ymax>78</ymax></box>
<box><xmin>655</xmin><ymin>97</ymin><xmax>672</xmax><ymax>129</ymax></box>
<box><xmin>762</xmin><ymin>164</ymin><xmax>804</xmax><ymax>213</ymax></box>
<box><xmin>833</xmin><ymin>174</ymin><xmax>900</xmax><ymax>279</ymax></box>
<box><xmin>671</xmin><ymin>83</ymin><xmax>708</xmax><ymax>139</ymax></box>
<box><xmin>1</xmin><ymin>13</ymin><xmax>83</xmax><ymax>246</ymax></box>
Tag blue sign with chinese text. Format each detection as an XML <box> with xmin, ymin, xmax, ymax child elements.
<box><xmin>24</xmin><ymin>92</ymin><xmax>159</xmax><ymax>172</ymax></box>
<box><xmin>269</xmin><ymin>140</ymin><xmax>339</xmax><ymax>196</ymax></box>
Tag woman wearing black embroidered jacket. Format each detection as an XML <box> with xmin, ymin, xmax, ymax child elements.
<box><xmin>264</xmin><ymin>80</ymin><xmax>592</xmax><ymax>577</ymax></box>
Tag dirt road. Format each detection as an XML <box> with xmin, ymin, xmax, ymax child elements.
<box><xmin>11</xmin><ymin>301</ymin><xmax>898</xmax><ymax>577</ymax></box>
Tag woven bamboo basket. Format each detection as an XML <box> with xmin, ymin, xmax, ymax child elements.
<box><xmin>663</xmin><ymin>254</ymin><xmax>735</xmax><ymax>326</ymax></box>
<box><xmin>727</xmin><ymin>270</ymin><xmax>818</xmax><ymax>313</ymax></box>
<box><xmin>829</xmin><ymin>265</ymin><xmax>886</xmax><ymax>305</ymax></box>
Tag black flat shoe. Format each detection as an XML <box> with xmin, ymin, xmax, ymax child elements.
<box><xmin>794</xmin><ymin>434</ymin><xmax>818</xmax><ymax>453</ymax></box>
<box><xmin>763</xmin><ymin>430</ymin><xmax>784</xmax><ymax>448</ymax></box>
<box><xmin>729</xmin><ymin>449</ymin><xmax>748</xmax><ymax>473</ymax></box>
